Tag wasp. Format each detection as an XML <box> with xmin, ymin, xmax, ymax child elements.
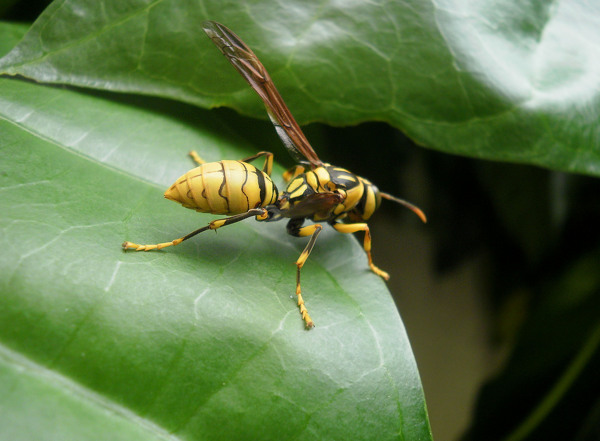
<box><xmin>123</xmin><ymin>21</ymin><xmax>426</xmax><ymax>328</ymax></box>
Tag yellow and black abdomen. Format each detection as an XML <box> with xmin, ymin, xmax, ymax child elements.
<box><xmin>164</xmin><ymin>160</ymin><xmax>278</xmax><ymax>215</ymax></box>
<box><xmin>348</xmin><ymin>177</ymin><xmax>382</xmax><ymax>221</ymax></box>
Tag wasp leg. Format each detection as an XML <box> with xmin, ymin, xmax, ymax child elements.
<box><xmin>282</xmin><ymin>165</ymin><xmax>305</xmax><ymax>183</ymax></box>
<box><xmin>331</xmin><ymin>222</ymin><xmax>390</xmax><ymax>280</ymax></box>
<box><xmin>239</xmin><ymin>151</ymin><xmax>274</xmax><ymax>176</ymax></box>
<box><xmin>287</xmin><ymin>220</ymin><xmax>323</xmax><ymax>328</ymax></box>
<box><xmin>189</xmin><ymin>151</ymin><xmax>274</xmax><ymax>175</ymax></box>
<box><xmin>189</xmin><ymin>150</ymin><xmax>206</xmax><ymax>165</ymax></box>
<box><xmin>122</xmin><ymin>208</ymin><xmax>268</xmax><ymax>251</ymax></box>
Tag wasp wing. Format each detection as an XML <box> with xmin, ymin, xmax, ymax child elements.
<box><xmin>283</xmin><ymin>192</ymin><xmax>342</xmax><ymax>219</ymax></box>
<box><xmin>202</xmin><ymin>20</ymin><xmax>323</xmax><ymax>168</ymax></box>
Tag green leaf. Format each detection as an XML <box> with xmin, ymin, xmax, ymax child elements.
<box><xmin>0</xmin><ymin>25</ymin><xmax>432</xmax><ymax>441</ymax></box>
<box><xmin>1</xmin><ymin>1</ymin><xmax>599</xmax><ymax>176</ymax></box>
<box><xmin>0</xmin><ymin>21</ymin><xmax>29</xmax><ymax>56</ymax></box>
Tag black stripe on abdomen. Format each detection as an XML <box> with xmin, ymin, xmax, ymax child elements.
<box><xmin>254</xmin><ymin>167</ymin><xmax>267</xmax><ymax>206</ymax></box>
<box><xmin>218</xmin><ymin>161</ymin><xmax>230</xmax><ymax>212</ymax></box>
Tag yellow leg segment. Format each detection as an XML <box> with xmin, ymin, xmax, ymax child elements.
<box><xmin>332</xmin><ymin>222</ymin><xmax>390</xmax><ymax>280</ymax></box>
<box><xmin>122</xmin><ymin>208</ymin><xmax>267</xmax><ymax>252</ymax></box>
<box><xmin>122</xmin><ymin>238</ymin><xmax>184</xmax><ymax>251</ymax></box>
<box><xmin>240</xmin><ymin>151</ymin><xmax>274</xmax><ymax>175</ymax></box>
<box><xmin>189</xmin><ymin>150</ymin><xmax>205</xmax><ymax>165</ymax></box>
<box><xmin>190</xmin><ymin>150</ymin><xmax>274</xmax><ymax>175</ymax></box>
<box><xmin>294</xmin><ymin>223</ymin><xmax>323</xmax><ymax>328</ymax></box>
<box><xmin>283</xmin><ymin>165</ymin><xmax>305</xmax><ymax>183</ymax></box>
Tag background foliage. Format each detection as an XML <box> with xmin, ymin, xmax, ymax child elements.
<box><xmin>1</xmin><ymin>0</ymin><xmax>599</xmax><ymax>440</ymax></box>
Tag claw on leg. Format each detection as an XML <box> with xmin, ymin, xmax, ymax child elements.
<box><xmin>368</xmin><ymin>262</ymin><xmax>390</xmax><ymax>281</ymax></box>
<box><xmin>296</xmin><ymin>267</ymin><xmax>315</xmax><ymax>329</ymax></box>
<box><xmin>293</xmin><ymin>223</ymin><xmax>322</xmax><ymax>329</ymax></box>
<box><xmin>332</xmin><ymin>222</ymin><xmax>390</xmax><ymax>281</ymax></box>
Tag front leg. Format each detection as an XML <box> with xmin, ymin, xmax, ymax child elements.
<box><xmin>331</xmin><ymin>221</ymin><xmax>389</xmax><ymax>280</ymax></box>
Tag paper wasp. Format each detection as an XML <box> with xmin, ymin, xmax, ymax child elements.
<box><xmin>122</xmin><ymin>21</ymin><xmax>426</xmax><ymax>328</ymax></box>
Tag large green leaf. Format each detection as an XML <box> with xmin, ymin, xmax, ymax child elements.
<box><xmin>0</xmin><ymin>24</ymin><xmax>432</xmax><ymax>441</ymax></box>
<box><xmin>1</xmin><ymin>0</ymin><xmax>599</xmax><ymax>176</ymax></box>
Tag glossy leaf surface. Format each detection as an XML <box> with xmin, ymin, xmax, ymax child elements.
<box><xmin>1</xmin><ymin>1</ymin><xmax>599</xmax><ymax>176</ymax></box>
<box><xmin>0</xmin><ymin>23</ymin><xmax>431</xmax><ymax>441</ymax></box>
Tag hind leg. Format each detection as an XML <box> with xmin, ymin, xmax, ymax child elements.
<box><xmin>122</xmin><ymin>208</ymin><xmax>268</xmax><ymax>251</ymax></box>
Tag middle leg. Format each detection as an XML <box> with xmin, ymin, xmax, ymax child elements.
<box><xmin>288</xmin><ymin>219</ymin><xmax>323</xmax><ymax>328</ymax></box>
